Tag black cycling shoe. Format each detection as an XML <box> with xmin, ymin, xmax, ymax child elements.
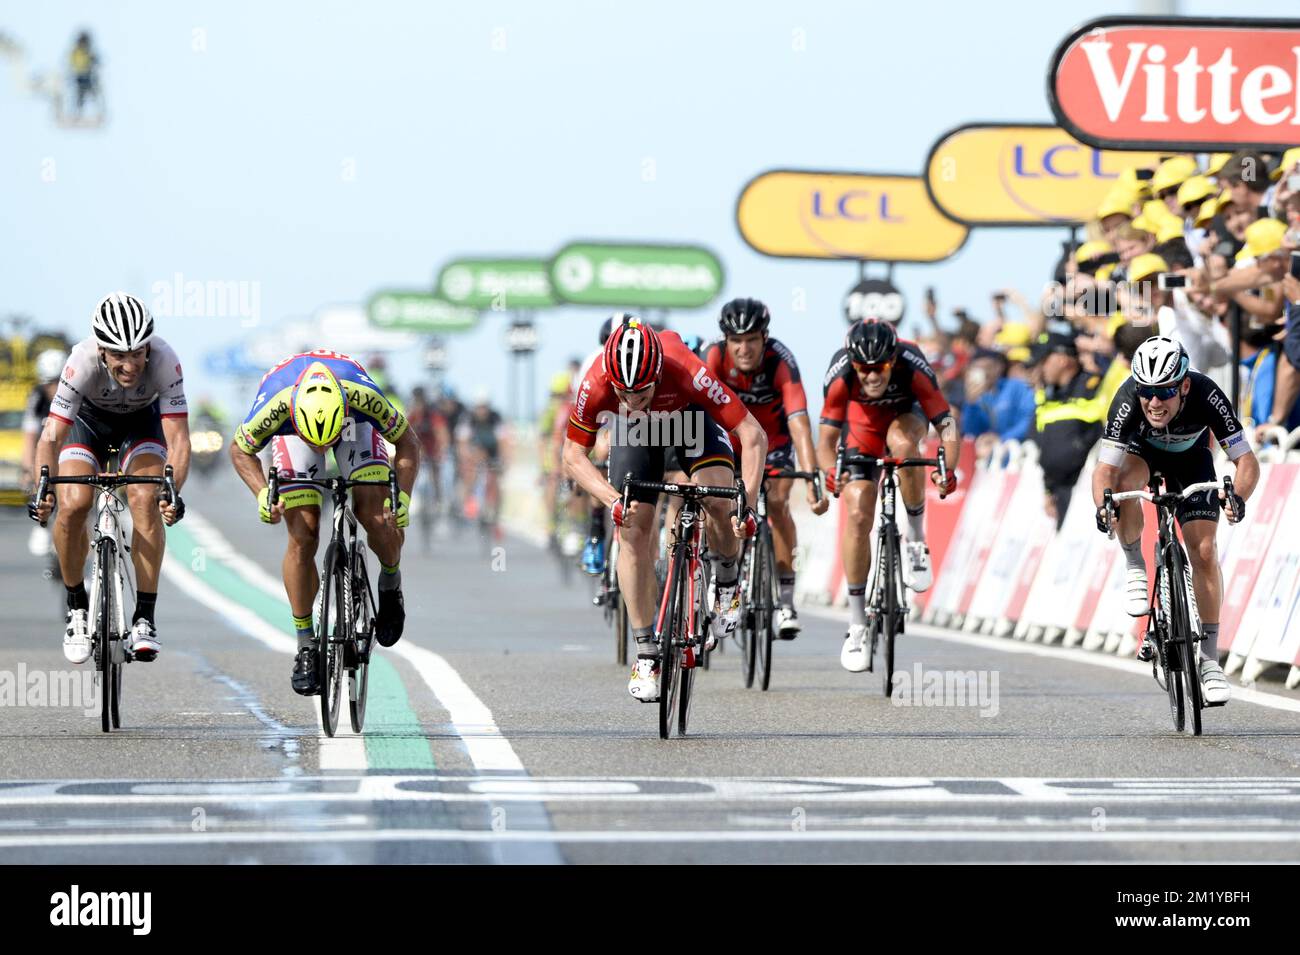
<box><xmin>291</xmin><ymin>646</ymin><xmax>320</xmax><ymax>696</ymax></box>
<box><xmin>375</xmin><ymin>588</ymin><xmax>405</xmax><ymax>648</ymax></box>
<box><xmin>1136</xmin><ymin>640</ymin><xmax>1155</xmax><ymax>663</ymax></box>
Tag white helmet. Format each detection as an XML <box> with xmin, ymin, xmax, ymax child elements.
<box><xmin>91</xmin><ymin>292</ymin><xmax>154</xmax><ymax>351</ymax></box>
<box><xmin>1131</xmin><ymin>336</ymin><xmax>1189</xmax><ymax>388</ymax></box>
<box><xmin>35</xmin><ymin>349</ymin><xmax>68</xmax><ymax>384</ymax></box>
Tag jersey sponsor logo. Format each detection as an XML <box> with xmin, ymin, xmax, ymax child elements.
<box><xmin>824</xmin><ymin>353</ymin><xmax>851</xmax><ymax>390</ymax></box>
<box><xmin>574</xmin><ymin>378</ymin><xmax>592</xmax><ymax>419</ymax></box>
<box><xmin>740</xmin><ymin>391</ymin><xmax>778</xmax><ymax>406</ymax></box>
<box><xmin>692</xmin><ymin>367</ymin><xmax>731</xmax><ymax>405</ymax></box>
<box><xmin>252</xmin><ymin>399</ymin><xmax>291</xmax><ymax>436</ymax></box>
<box><xmin>169</xmin><ymin>397</ymin><xmax>185</xmax><ymax>407</ymax></box>
<box><xmin>1207</xmin><ymin>389</ymin><xmax>1237</xmax><ymax>432</ymax></box>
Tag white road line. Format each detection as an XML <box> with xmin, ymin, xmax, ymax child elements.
<box><xmin>161</xmin><ymin>551</ymin><xmax>367</xmax><ymax>772</ymax></box>
<box><xmin>803</xmin><ymin>608</ymin><xmax>1300</xmax><ymax>715</ymax></box>
<box><xmin>0</xmin><ymin>828</ymin><xmax>1298</xmax><ymax>848</ymax></box>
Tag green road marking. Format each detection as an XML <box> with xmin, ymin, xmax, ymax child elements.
<box><xmin>167</xmin><ymin>523</ymin><xmax>435</xmax><ymax>770</ymax></box>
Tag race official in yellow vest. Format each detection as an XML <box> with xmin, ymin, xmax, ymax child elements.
<box><xmin>1032</xmin><ymin>332</ymin><xmax>1104</xmax><ymax>527</ymax></box>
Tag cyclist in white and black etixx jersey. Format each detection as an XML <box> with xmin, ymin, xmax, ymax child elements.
<box><xmin>29</xmin><ymin>293</ymin><xmax>190</xmax><ymax>666</ymax></box>
<box><xmin>1091</xmin><ymin>337</ymin><xmax>1258</xmax><ymax>706</ymax></box>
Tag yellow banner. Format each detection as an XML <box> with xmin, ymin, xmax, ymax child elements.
<box><xmin>925</xmin><ymin>124</ymin><xmax>1163</xmax><ymax>226</ymax></box>
<box><xmin>735</xmin><ymin>170</ymin><xmax>968</xmax><ymax>262</ymax></box>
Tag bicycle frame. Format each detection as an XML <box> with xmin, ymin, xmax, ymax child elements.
<box><xmin>1105</xmin><ymin>474</ymin><xmax>1228</xmax><ymax>736</ymax></box>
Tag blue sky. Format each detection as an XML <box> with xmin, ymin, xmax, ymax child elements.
<box><xmin>4</xmin><ymin>1</ymin><xmax>1298</xmax><ymax>421</ymax></box>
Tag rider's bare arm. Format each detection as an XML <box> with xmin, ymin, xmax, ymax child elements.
<box><xmin>160</xmin><ymin>415</ymin><xmax>191</xmax><ymax>489</ymax></box>
<box><xmin>730</xmin><ymin>412</ymin><xmax>768</xmax><ymax>507</ymax></box>
<box><xmin>563</xmin><ymin>436</ymin><xmax>618</xmax><ymax>508</ymax></box>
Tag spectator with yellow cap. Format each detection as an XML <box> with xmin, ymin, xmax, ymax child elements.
<box><xmin>1152</xmin><ymin>155</ymin><xmax>1199</xmax><ymax>216</ymax></box>
<box><xmin>1096</xmin><ymin>187</ymin><xmax>1138</xmax><ymax>245</ymax></box>
<box><xmin>1205</xmin><ymin>153</ymin><xmax>1233</xmax><ymax>182</ymax></box>
<box><xmin>1129</xmin><ymin>252</ymin><xmax>1232</xmax><ymax>386</ymax></box>
<box><xmin>1030</xmin><ymin>331</ymin><xmax>1104</xmax><ymax>527</ymax></box>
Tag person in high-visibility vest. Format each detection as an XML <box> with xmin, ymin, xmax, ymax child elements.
<box><xmin>1033</xmin><ymin>332</ymin><xmax>1104</xmax><ymax>528</ymax></box>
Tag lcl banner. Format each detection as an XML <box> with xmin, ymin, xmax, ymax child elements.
<box><xmin>1049</xmin><ymin>16</ymin><xmax>1300</xmax><ymax>151</ymax></box>
<box><xmin>925</xmin><ymin>124</ymin><xmax>1162</xmax><ymax>226</ymax></box>
<box><xmin>735</xmin><ymin>170</ymin><xmax>968</xmax><ymax>262</ymax></box>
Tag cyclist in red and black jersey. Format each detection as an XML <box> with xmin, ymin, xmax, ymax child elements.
<box><xmin>563</xmin><ymin>315</ymin><xmax>768</xmax><ymax>703</ymax></box>
<box><xmin>703</xmin><ymin>298</ymin><xmax>828</xmax><ymax>637</ymax></box>
<box><xmin>817</xmin><ymin>320</ymin><xmax>962</xmax><ymax>672</ymax></box>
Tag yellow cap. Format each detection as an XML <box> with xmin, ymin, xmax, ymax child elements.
<box><xmin>1097</xmin><ymin>262</ymin><xmax>1118</xmax><ymax>282</ymax></box>
<box><xmin>1133</xmin><ymin>199</ymin><xmax>1180</xmax><ymax>235</ymax></box>
<box><xmin>1156</xmin><ymin>219</ymin><xmax>1186</xmax><ymax>244</ymax></box>
<box><xmin>1097</xmin><ymin>187</ymin><xmax>1137</xmax><ymax>222</ymax></box>
<box><xmin>1271</xmin><ymin>147</ymin><xmax>1300</xmax><ymax>181</ymax></box>
<box><xmin>1205</xmin><ymin>153</ymin><xmax>1233</xmax><ymax>177</ymax></box>
<box><xmin>994</xmin><ymin>323</ymin><xmax>1031</xmax><ymax>348</ymax></box>
<box><xmin>1075</xmin><ymin>239</ymin><xmax>1113</xmax><ymax>264</ymax></box>
<box><xmin>1176</xmin><ymin>175</ymin><xmax>1217</xmax><ymax>208</ymax></box>
<box><xmin>1152</xmin><ymin>155</ymin><xmax>1198</xmax><ymax>194</ymax></box>
<box><xmin>1235</xmin><ymin>217</ymin><xmax>1288</xmax><ymax>262</ymax></box>
<box><xmin>549</xmin><ymin>370</ymin><xmax>572</xmax><ymax>395</ymax></box>
<box><xmin>1128</xmin><ymin>253</ymin><xmax>1170</xmax><ymax>284</ymax></box>
<box><xmin>1106</xmin><ymin>310</ymin><xmax>1127</xmax><ymax>337</ymax></box>
<box><xmin>1194</xmin><ymin>190</ymin><xmax>1231</xmax><ymax>226</ymax></box>
<box><xmin>1116</xmin><ymin>167</ymin><xmax>1154</xmax><ymax>200</ymax></box>
<box><xmin>1006</xmin><ymin>346</ymin><xmax>1032</xmax><ymax>364</ymax></box>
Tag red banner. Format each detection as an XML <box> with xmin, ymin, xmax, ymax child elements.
<box><xmin>1050</xmin><ymin>17</ymin><xmax>1300</xmax><ymax>151</ymax></box>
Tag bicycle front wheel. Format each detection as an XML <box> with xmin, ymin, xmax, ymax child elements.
<box><xmin>658</xmin><ymin>546</ymin><xmax>687</xmax><ymax>740</ymax></box>
<box><xmin>348</xmin><ymin>544</ymin><xmax>373</xmax><ymax>734</ymax></box>
<box><xmin>95</xmin><ymin>538</ymin><xmax>116</xmax><ymax>734</ymax></box>
<box><xmin>882</xmin><ymin>528</ymin><xmax>900</xmax><ymax>699</ymax></box>
<box><xmin>758</xmin><ymin>527</ymin><xmax>776</xmax><ymax>691</ymax></box>
<box><xmin>738</xmin><ymin>542</ymin><xmax>757</xmax><ymax>689</ymax></box>
<box><xmin>1159</xmin><ymin>563</ymin><xmax>1186</xmax><ymax>733</ymax></box>
<box><xmin>317</xmin><ymin>544</ymin><xmax>344</xmax><ymax>737</ymax></box>
<box><xmin>1171</xmin><ymin>548</ymin><xmax>1203</xmax><ymax>736</ymax></box>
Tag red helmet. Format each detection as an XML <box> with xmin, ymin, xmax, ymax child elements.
<box><xmin>602</xmin><ymin>314</ymin><xmax>662</xmax><ymax>391</ymax></box>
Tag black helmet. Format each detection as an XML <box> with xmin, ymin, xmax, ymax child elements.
<box><xmin>845</xmin><ymin>320</ymin><xmax>897</xmax><ymax>365</ymax></box>
<box><xmin>598</xmin><ymin>315</ymin><xmax>614</xmax><ymax>346</ymax></box>
<box><xmin>719</xmin><ymin>297</ymin><xmax>770</xmax><ymax>336</ymax></box>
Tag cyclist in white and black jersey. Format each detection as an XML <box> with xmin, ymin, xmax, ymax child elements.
<box><xmin>29</xmin><ymin>293</ymin><xmax>190</xmax><ymax>665</ymax></box>
<box><xmin>1091</xmin><ymin>336</ymin><xmax>1258</xmax><ymax>705</ymax></box>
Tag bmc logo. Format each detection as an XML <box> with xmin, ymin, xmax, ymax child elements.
<box><xmin>692</xmin><ymin>367</ymin><xmax>731</xmax><ymax>406</ymax></box>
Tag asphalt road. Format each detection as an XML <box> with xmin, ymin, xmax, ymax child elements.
<box><xmin>1</xmin><ymin>469</ymin><xmax>1298</xmax><ymax>864</ymax></box>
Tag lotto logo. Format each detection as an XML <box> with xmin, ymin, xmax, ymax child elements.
<box><xmin>692</xmin><ymin>367</ymin><xmax>731</xmax><ymax>405</ymax></box>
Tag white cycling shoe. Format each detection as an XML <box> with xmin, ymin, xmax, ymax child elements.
<box><xmin>129</xmin><ymin>619</ymin><xmax>161</xmax><ymax>662</ymax></box>
<box><xmin>777</xmin><ymin>605</ymin><xmax>801</xmax><ymax>639</ymax></box>
<box><xmin>627</xmin><ymin>656</ymin><xmax>661</xmax><ymax>702</ymax></box>
<box><xmin>903</xmin><ymin>541</ymin><xmax>933</xmax><ymax>593</ymax></box>
<box><xmin>1125</xmin><ymin>566</ymin><xmax>1149</xmax><ymax>616</ymax></box>
<box><xmin>1199</xmin><ymin>659</ymin><xmax>1231</xmax><ymax>706</ymax></box>
<box><xmin>840</xmin><ymin>624</ymin><xmax>870</xmax><ymax>673</ymax></box>
<box><xmin>63</xmin><ymin>609</ymin><xmax>92</xmax><ymax>664</ymax></box>
<box><xmin>708</xmin><ymin>581</ymin><xmax>740</xmax><ymax>650</ymax></box>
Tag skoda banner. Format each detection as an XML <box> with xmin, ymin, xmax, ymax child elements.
<box><xmin>925</xmin><ymin>124</ymin><xmax>1163</xmax><ymax>226</ymax></box>
<box><xmin>549</xmin><ymin>242</ymin><xmax>724</xmax><ymax>308</ymax></box>
<box><xmin>366</xmin><ymin>291</ymin><xmax>479</xmax><ymax>333</ymax></box>
<box><xmin>1049</xmin><ymin>16</ymin><xmax>1300</xmax><ymax>151</ymax></box>
<box><xmin>736</xmin><ymin>170</ymin><xmax>968</xmax><ymax>262</ymax></box>
<box><xmin>436</xmin><ymin>258</ymin><xmax>556</xmax><ymax>310</ymax></box>
<box><xmin>844</xmin><ymin>278</ymin><xmax>905</xmax><ymax>325</ymax></box>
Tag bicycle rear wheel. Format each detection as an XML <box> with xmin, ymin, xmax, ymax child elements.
<box><xmin>348</xmin><ymin>544</ymin><xmax>373</xmax><ymax>734</ymax></box>
<box><xmin>658</xmin><ymin>547</ymin><xmax>687</xmax><ymax>740</ymax></box>
<box><xmin>882</xmin><ymin>528</ymin><xmax>900</xmax><ymax>699</ymax></box>
<box><xmin>318</xmin><ymin>544</ymin><xmax>344</xmax><ymax>737</ymax></box>
<box><xmin>758</xmin><ymin>527</ymin><xmax>776</xmax><ymax>692</ymax></box>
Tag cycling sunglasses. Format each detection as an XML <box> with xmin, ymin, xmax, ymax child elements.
<box><xmin>851</xmin><ymin>360</ymin><xmax>893</xmax><ymax>375</ymax></box>
<box><xmin>1136</xmin><ymin>383</ymin><xmax>1180</xmax><ymax>401</ymax></box>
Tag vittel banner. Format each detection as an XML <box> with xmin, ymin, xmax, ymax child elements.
<box><xmin>1049</xmin><ymin>16</ymin><xmax>1300</xmax><ymax>151</ymax></box>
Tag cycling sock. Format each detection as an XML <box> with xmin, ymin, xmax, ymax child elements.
<box><xmin>66</xmin><ymin>582</ymin><xmax>88</xmax><ymax>613</ymax></box>
<box><xmin>1201</xmin><ymin>623</ymin><xmax>1220</xmax><ymax>658</ymax></box>
<box><xmin>1120</xmin><ymin>537</ymin><xmax>1145</xmax><ymax>572</ymax></box>
<box><xmin>847</xmin><ymin>582</ymin><xmax>867</xmax><ymax>627</ymax></box>
<box><xmin>711</xmin><ymin>555</ymin><xmax>739</xmax><ymax>588</ymax></box>
<box><xmin>291</xmin><ymin>614</ymin><xmax>314</xmax><ymax>649</ymax></box>
<box><xmin>633</xmin><ymin>625</ymin><xmax>656</xmax><ymax>653</ymax></box>
<box><xmin>133</xmin><ymin>591</ymin><xmax>157</xmax><ymax>625</ymax></box>
<box><xmin>378</xmin><ymin>563</ymin><xmax>401</xmax><ymax>591</ymax></box>
<box><xmin>779</xmin><ymin>574</ymin><xmax>795</xmax><ymax>608</ymax></box>
<box><xmin>587</xmin><ymin>505</ymin><xmax>604</xmax><ymax>539</ymax></box>
<box><xmin>905</xmin><ymin>503</ymin><xmax>925</xmax><ymax>542</ymax></box>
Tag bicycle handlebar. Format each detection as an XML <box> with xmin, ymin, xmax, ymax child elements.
<box><xmin>827</xmin><ymin>446</ymin><xmax>949</xmax><ymax>499</ymax></box>
<box><xmin>621</xmin><ymin>473</ymin><xmax>745</xmax><ymax>520</ymax></box>
<box><xmin>267</xmin><ymin>466</ymin><xmax>400</xmax><ymax>516</ymax></box>
<box><xmin>35</xmin><ymin>464</ymin><xmax>177</xmax><ymax>528</ymax></box>
<box><xmin>766</xmin><ymin>468</ymin><xmax>824</xmax><ymax>502</ymax></box>
<box><xmin>1105</xmin><ymin>477</ymin><xmax>1232</xmax><ymax>507</ymax></box>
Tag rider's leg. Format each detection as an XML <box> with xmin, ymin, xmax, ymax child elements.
<box><xmin>887</xmin><ymin>413</ymin><xmax>930</xmax><ymax>541</ymax></box>
<box><xmin>1181</xmin><ymin>518</ymin><xmax>1221</xmax><ymax>647</ymax></box>
<box><xmin>283</xmin><ymin>504</ymin><xmax>322</xmax><ymax>642</ymax></box>
<box><xmin>52</xmin><ymin>456</ymin><xmax>95</xmax><ymax>601</ymax></box>
<box><xmin>840</xmin><ymin>475</ymin><xmax>879</xmax><ymax>627</ymax></box>
<box><xmin>123</xmin><ymin>450</ymin><xmax>165</xmax><ymax>621</ymax></box>
<box><xmin>766</xmin><ymin>476</ymin><xmax>797</xmax><ymax>601</ymax></box>
<box><xmin>617</xmin><ymin>495</ymin><xmax>659</xmax><ymax>640</ymax></box>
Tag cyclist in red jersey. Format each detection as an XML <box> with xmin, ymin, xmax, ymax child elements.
<box><xmin>563</xmin><ymin>315</ymin><xmax>768</xmax><ymax>703</ymax></box>
<box><xmin>816</xmin><ymin>320</ymin><xmax>962</xmax><ymax>673</ymax></box>
<box><xmin>703</xmin><ymin>298</ymin><xmax>828</xmax><ymax>638</ymax></box>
